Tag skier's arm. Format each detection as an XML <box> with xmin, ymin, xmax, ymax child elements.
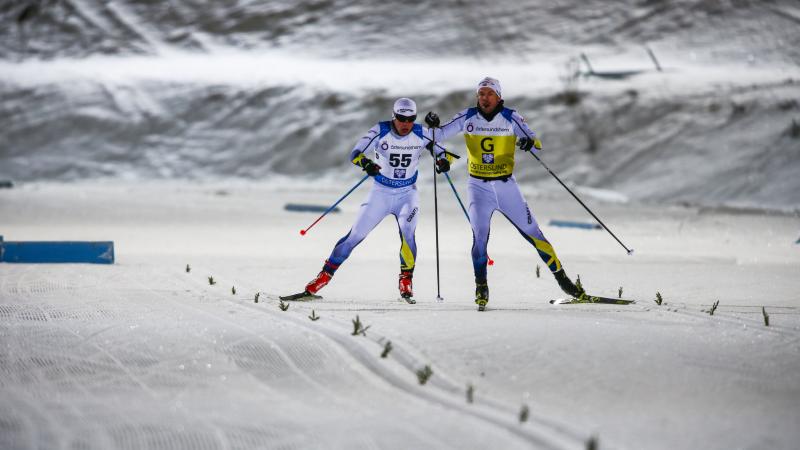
<box><xmin>509</xmin><ymin>111</ymin><xmax>542</xmax><ymax>153</ymax></box>
<box><xmin>428</xmin><ymin>110</ymin><xmax>468</xmax><ymax>142</ymax></box>
<box><xmin>350</xmin><ymin>124</ymin><xmax>381</xmax><ymax>175</ymax></box>
<box><xmin>421</xmin><ymin>127</ymin><xmax>448</xmax><ymax>159</ymax></box>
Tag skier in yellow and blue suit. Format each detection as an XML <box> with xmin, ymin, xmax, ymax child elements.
<box><xmin>425</xmin><ymin>77</ymin><xmax>583</xmax><ymax>310</ymax></box>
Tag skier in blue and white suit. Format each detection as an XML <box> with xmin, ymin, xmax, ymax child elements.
<box><xmin>301</xmin><ymin>98</ymin><xmax>450</xmax><ymax>302</ymax></box>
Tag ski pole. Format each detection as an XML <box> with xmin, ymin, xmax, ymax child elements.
<box><xmin>527</xmin><ymin>151</ymin><xmax>634</xmax><ymax>255</ymax></box>
<box><xmin>300</xmin><ymin>174</ymin><xmax>370</xmax><ymax>236</ymax></box>
<box><xmin>430</xmin><ymin>131</ymin><xmax>443</xmax><ymax>302</ymax></box>
<box><xmin>442</xmin><ymin>172</ymin><xmax>494</xmax><ymax>266</ymax></box>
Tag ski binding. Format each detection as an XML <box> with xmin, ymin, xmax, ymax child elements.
<box><xmin>280</xmin><ymin>291</ymin><xmax>322</xmax><ymax>301</ymax></box>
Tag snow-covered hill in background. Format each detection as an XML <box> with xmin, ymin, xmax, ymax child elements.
<box><xmin>1</xmin><ymin>0</ymin><xmax>799</xmax><ymax>211</ymax></box>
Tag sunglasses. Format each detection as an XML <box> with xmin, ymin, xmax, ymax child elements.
<box><xmin>394</xmin><ymin>114</ymin><xmax>416</xmax><ymax>123</ymax></box>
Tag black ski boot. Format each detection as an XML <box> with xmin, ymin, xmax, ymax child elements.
<box><xmin>553</xmin><ymin>269</ymin><xmax>585</xmax><ymax>298</ymax></box>
<box><xmin>475</xmin><ymin>281</ymin><xmax>489</xmax><ymax>311</ymax></box>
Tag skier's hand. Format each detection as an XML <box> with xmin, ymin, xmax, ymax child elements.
<box><xmin>359</xmin><ymin>158</ymin><xmax>381</xmax><ymax>176</ymax></box>
<box><xmin>435</xmin><ymin>157</ymin><xmax>450</xmax><ymax>174</ymax></box>
<box><xmin>425</xmin><ymin>112</ymin><xmax>440</xmax><ymax>128</ymax></box>
<box><xmin>518</xmin><ymin>136</ymin><xmax>542</xmax><ymax>152</ymax></box>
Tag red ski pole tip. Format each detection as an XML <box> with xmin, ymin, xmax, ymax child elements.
<box><xmin>300</xmin><ymin>229</ymin><xmax>306</xmax><ymax>236</ymax></box>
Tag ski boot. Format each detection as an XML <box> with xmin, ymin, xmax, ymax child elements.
<box><xmin>399</xmin><ymin>270</ymin><xmax>415</xmax><ymax>304</ymax></box>
<box><xmin>553</xmin><ymin>269</ymin><xmax>586</xmax><ymax>300</ymax></box>
<box><xmin>475</xmin><ymin>281</ymin><xmax>489</xmax><ymax>311</ymax></box>
<box><xmin>305</xmin><ymin>270</ymin><xmax>332</xmax><ymax>295</ymax></box>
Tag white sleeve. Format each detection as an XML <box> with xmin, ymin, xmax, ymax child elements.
<box><xmin>349</xmin><ymin>124</ymin><xmax>381</xmax><ymax>165</ymax></box>
<box><xmin>436</xmin><ymin>109</ymin><xmax>468</xmax><ymax>142</ymax></box>
<box><xmin>509</xmin><ymin>110</ymin><xmax>537</xmax><ymax>141</ymax></box>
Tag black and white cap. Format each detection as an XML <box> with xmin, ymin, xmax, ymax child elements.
<box><xmin>392</xmin><ymin>98</ymin><xmax>417</xmax><ymax>118</ymax></box>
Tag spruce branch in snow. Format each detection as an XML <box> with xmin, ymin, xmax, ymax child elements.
<box><xmin>208</xmin><ymin>276</ymin><xmax>216</xmax><ymax>285</ymax></box>
<box><xmin>308</xmin><ymin>309</ymin><xmax>320</xmax><ymax>321</ymax></box>
<box><xmin>185</xmin><ymin>264</ymin><xmax>191</xmax><ymax>273</ymax></box>
<box><xmin>351</xmin><ymin>315</ymin><xmax>370</xmax><ymax>336</ymax></box>
<box><xmin>231</xmin><ymin>286</ymin><xmax>236</xmax><ymax>295</ymax></box>
<box><xmin>416</xmin><ymin>365</ymin><xmax>433</xmax><ymax>385</ymax></box>
<box><xmin>519</xmin><ymin>404</ymin><xmax>529</xmax><ymax>423</ymax></box>
<box><xmin>254</xmin><ymin>292</ymin><xmax>260</xmax><ymax>303</ymax></box>
<box><xmin>279</xmin><ymin>300</ymin><xmax>289</xmax><ymax>311</ymax></box>
<box><xmin>618</xmin><ymin>286</ymin><xmax>623</xmax><ymax>298</ymax></box>
<box><xmin>536</xmin><ymin>265</ymin><xmax>540</xmax><ymax>278</ymax></box>
<box><xmin>762</xmin><ymin>307</ymin><xmax>770</xmax><ymax>326</ymax></box>
<box><xmin>466</xmin><ymin>384</ymin><xmax>474</xmax><ymax>404</ymax></box>
<box><xmin>708</xmin><ymin>300</ymin><xmax>719</xmax><ymax>315</ymax></box>
<box><xmin>381</xmin><ymin>341</ymin><xmax>392</xmax><ymax>358</ymax></box>
<box><xmin>586</xmin><ymin>435</ymin><xmax>598</xmax><ymax>450</ymax></box>
<box><xmin>655</xmin><ymin>292</ymin><xmax>663</xmax><ymax>305</ymax></box>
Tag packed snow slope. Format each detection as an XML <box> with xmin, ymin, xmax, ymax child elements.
<box><xmin>1</xmin><ymin>182</ymin><xmax>799</xmax><ymax>450</ymax></box>
<box><xmin>1</xmin><ymin>0</ymin><xmax>799</xmax><ymax>211</ymax></box>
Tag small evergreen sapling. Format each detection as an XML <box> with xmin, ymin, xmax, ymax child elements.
<box><xmin>655</xmin><ymin>292</ymin><xmax>663</xmax><ymax>305</ymax></box>
<box><xmin>586</xmin><ymin>435</ymin><xmax>598</xmax><ymax>450</ymax></box>
<box><xmin>466</xmin><ymin>384</ymin><xmax>474</xmax><ymax>404</ymax></box>
<box><xmin>279</xmin><ymin>300</ymin><xmax>289</xmax><ymax>311</ymax></box>
<box><xmin>519</xmin><ymin>404</ymin><xmax>529</xmax><ymax>423</ymax></box>
<box><xmin>618</xmin><ymin>286</ymin><xmax>623</xmax><ymax>298</ymax></box>
<box><xmin>416</xmin><ymin>365</ymin><xmax>433</xmax><ymax>385</ymax></box>
<box><xmin>185</xmin><ymin>264</ymin><xmax>191</xmax><ymax>273</ymax></box>
<box><xmin>231</xmin><ymin>286</ymin><xmax>236</xmax><ymax>295</ymax></box>
<box><xmin>351</xmin><ymin>315</ymin><xmax>370</xmax><ymax>336</ymax></box>
<box><xmin>536</xmin><ymin>265</ymin><xmax>540</xmax><ymax>278</ymax></box>
<box><xmin>308</xmin><ymin>309</ymin><xmax>320</xmax><ymax>321</ymax></box>
<box><xmin>254</xmin><ymin>292</ymin><xmax>260</xmax><ymax>303</ymax></box>
<box><xmin>708</xmin><ymin>300</ymin><xmax>719</xmax><ymax>315</ymax></box>
<box><xmin>208</xmin><ymin>276</ymin><xmax>216</xmax><ymax>285</ymax></box>
<box><xmin>381</xmin><ymin>341</ymin><xmax>392</xmax><ymax>358</ymax></box>
<box><xmin>762</xmin><ymin>307</ymin><xmax>770</xmax><ymax>326</ymax></box>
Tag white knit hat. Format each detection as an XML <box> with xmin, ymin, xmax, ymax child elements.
<box><xmin>476</xmin><ymin>77</ymin><xmax>502</xmax><ymax>98</ymax></box>
<box><xmin>392</xmin><ymin>98</ymin><xmax>417</xmax><ymax>118</ymax></box>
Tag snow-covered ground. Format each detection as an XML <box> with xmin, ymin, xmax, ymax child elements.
<box><xmin>2</xmin><ymin>182</ymin><xmax>798</xmax><ymax>449</ymax></box>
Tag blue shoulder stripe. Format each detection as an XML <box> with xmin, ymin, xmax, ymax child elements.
<box><xmin>500</xmin><ymin>107</ymin><xmax>515</xmax><ymax>122</ymax></box>
<box><xmin>378</xmin><ymin>121</ymin><xmax>392</xmax><ymax>138</ymax></box>
<box><xmin>465</xmin><ymin>107</ymin><xmax>479</xmax><ymax>120</ymax></box>
<box><xmin>411</xmin><ymin>124</ymin><xmax>424</xmax><ymax>139</ymax></box>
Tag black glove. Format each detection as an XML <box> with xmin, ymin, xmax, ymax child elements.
<box><xmin>358</xmin><ymin>157</ymin><xmax>381</xmax><ymax>176</ymax></box>
<box><xmin>518</xmin><ymin>136</ymin><xmax>542</xmax><ymax>152</ymax></box>
<box><xmin>435</xmin><ymin>157</ymin><xmax>450</xmax><ymax>174</ymax></box>
<box><xmin>425</xmin><ymin>112</ymin><xmax>440</xmax><ymax>128</ymax></box>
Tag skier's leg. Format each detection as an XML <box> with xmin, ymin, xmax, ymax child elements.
<box><xmin>306</xmin><ymin>188</ymin><xmax>389</xmax><ymax>294</ymax></box>
<box><xmin>496</xmin><ymin>178</ymin><xmax>583</xmax><ymax>297</ymax></box>
<box><xmin>326</xmin><ymin>188</ymin><xmax>389</xmax><ymax>271</ymax></box>
<box><xmin>394</xmin><ymin>186</ymin><xmax>419</xmax><ymax>299</ymax></box>
<box><xmin>468</xmin><ymin>178</ymin><xmax>497</xmax><ymax>306</ymax></box>
<box><xmin>394</xmin><ymin>186</ymin><xmax>419</xmax><ymax>273</ymax></box>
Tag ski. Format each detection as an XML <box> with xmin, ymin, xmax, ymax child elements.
<box><xmin>279</xmin><ymin>292</ymin><xmax>322</xmax><ymax>301</ymax></box>
<box><xmin>400</xmin><ymin>295</ymin><xmax>416</xmax><ymax>304</ymax></box>
<box><xmin>550</xmin><ymin>295</ymin><xmax>635</xmax><ymax>305</ymax></box>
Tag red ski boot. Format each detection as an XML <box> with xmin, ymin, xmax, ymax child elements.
<box><xmin>305</xmin><ymin>270</ymin><xmax>332</xmax><ymax>295</ymax></box>
<box><xmin>399</xmin><ymin>271</ymin><xmax>415</xmax><ymax>304</ymax></box>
